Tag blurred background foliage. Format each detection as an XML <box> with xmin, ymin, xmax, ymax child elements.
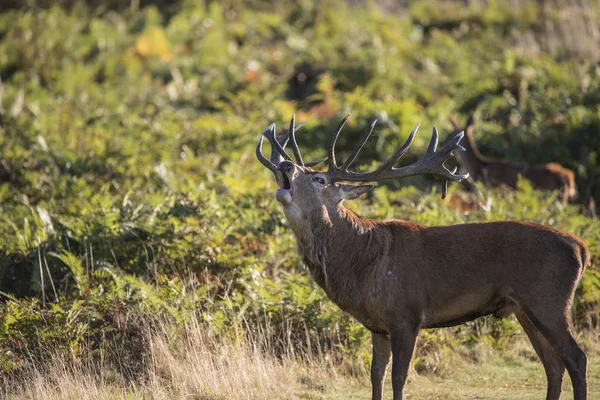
<box><xmin>0</xmin><ymin>0</ymin><xmax>599</xmax><ymax>382</ymax></box>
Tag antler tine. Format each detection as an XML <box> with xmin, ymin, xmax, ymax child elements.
<box><xmin>427</xmin><ymin>125</ymin><xmax>439</xmax><ymax>153</ymax></box>
<box><xmin>276</xmin><ymin>120</ymin><xmax>327</xmax><ymax>168</ymax></box>
<box><xmin>287</xmin><ymin>114</ymin><xmax>304</xmax><ymax>167</ymax></box>
<box><xmin>289</xmin><ymin>120</ymin><xmax>331</xmax><ymax>168</ymax></box>
<box><xmin>441</xmin><ymin>129</ymin><xmax>466</xmax><ymax>153</ymax></box>
<box><xmin>325</xmin><ymin>124</ymin><xmax>469</xmax><ymax>193</ymax></box>
<box><xmin>305</xmin><ymin>156</ymin><xmax>328</xmax><ymax>167</ymax></box>
<box><xmin>256</xmin><ymin>119</ymin><xmax>328</xmax><ymax>171</ymax></box>
<box><xmin>412</xmin><ymin>127</ymin><xmax>469</xmax><ymax>181</ymax></box>
<box><xmin>378</xmin><ymin>123</ymin><xmax>420</xmax><ymax>171</ymax></box>
<box><xmin>278</xmin><ymin>121</ymin><xmax>306</xmax><ymax>148</ymax></box>
<box><xmin>340</xmin><ymin>119</ymin><xmax>377</xmax><ymax>171</ymax></box>
<box><xmin>328</xmin><ymin>115</ymin><xmax>350</xmax><ymax>170</ymax></box>
<box><xmin>256</xmin><ymin>133</ymin><xmax>277</xmax><ymax>172</ymax></box>
<box><xmin>263</xmin><ymin>124</ymin><xmax>293</xmax><ymax>164</ymax></box>
<box><xmin>441</xmin><ymin>166</ymin><xmax>459</xmax><ymax>200</ymax></box>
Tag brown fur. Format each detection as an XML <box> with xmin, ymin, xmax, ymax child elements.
<box><xmin>453</xmin><ymin>117</ymin><xmax>576</xmax><ymax>204</ymax></box>
<box><xmin>270</xmin><ymin>160</ymin><xmax>589</xmax><ymax>400</ymax></box>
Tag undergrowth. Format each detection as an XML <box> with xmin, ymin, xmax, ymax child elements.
<box><xmin>1</xmin><ymin>0</ymin><xmax>600</xmax><ymax>395</ymax></box>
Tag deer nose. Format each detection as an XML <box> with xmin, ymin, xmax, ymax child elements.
<box><xmin>278</xmin><ymin>161</ymin><xmax>294</xmax><ymax>173</ymax></box>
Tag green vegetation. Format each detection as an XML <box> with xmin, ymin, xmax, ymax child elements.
<box><xmin>0</xmin><ymin>0</ymin><xmax>599</xmax><ymax>398</ymax></box>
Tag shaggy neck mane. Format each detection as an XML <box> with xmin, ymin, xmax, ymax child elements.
<box><xmin>289</xmin><ymin>202</ymin><xmax>381</xmax><ymax>310</ymax></box>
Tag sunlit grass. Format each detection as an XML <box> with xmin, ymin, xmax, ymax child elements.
<box><xmin>1</xmin><ymin>1</ymin><xmax>600</xmax><ymax>399</ymax></box>
<box><xmin>3</xmin><ymin>317</ymin><xmax>598</xmax><ymax>399</ymax></box>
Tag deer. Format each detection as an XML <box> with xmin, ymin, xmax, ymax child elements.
<box><xmin>450</xmin><ymin>116</ymin><xmax>577</xmax><ymax>205</ymax></box>
<box><xmin>255</xmin><ymin>115</ymin><xmax>590</xmax><ymax>400</ymax></box>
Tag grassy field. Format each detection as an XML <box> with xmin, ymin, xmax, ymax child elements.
<box><xmin>284</xmin><ymin>336</ymin><xmax>600</xmax><ymax>399</ymax></box>
<box><xmin>4</xmin><ymin>327</ymin><xmax>599</xmax><ymax>399</ymax></box>
<box><xmin>340</xmin><ymin>354</ymin><xmax>600</xmax><ymax>400</ymax></box>
<box><xmin>1</xmin><ymin>0</ymin><xmax>600</xmax><ymax>399</ymax></box>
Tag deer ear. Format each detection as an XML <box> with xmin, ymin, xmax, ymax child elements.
<box><xmin>466</xmin><ymin>115</ymin><xmax>476</xmax><ymax>128</ymax></box>
<box><xmin>339</xmin><ymin>184</ymin><xmax>374</xmax><ymax>200</ymax></box>
<box><xmin>464</xmin><ymin>115</ymin><xmax>476</xmax><ymax>136</ymax></box>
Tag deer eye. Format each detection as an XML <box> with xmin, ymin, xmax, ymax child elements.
<box><xmin>312</xmin><ymin>177</ymin><xmax>325</xmax><ymax>185</ymax></box>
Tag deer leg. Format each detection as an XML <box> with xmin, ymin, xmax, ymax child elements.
<box><xmin>371</xmin><ymin>332</ymin><xmax>392</xmax><ymax>400</ymax></box>
<box><xmin>389</xmin><ymin>324</ymin><xmax>419</xmax><ymax>400</ymax></box>
<box><xmin>521</xmin><ymin>306</ymin><xmax>587</xmax><ymax>400</ymax></box>
<box><xmin>515</xmin><ymin>310</ymin><xmax>565</xmax><ymax>400</ymax></box>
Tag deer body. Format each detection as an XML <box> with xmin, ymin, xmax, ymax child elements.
<box><xmin>257</xmin><ymin>116</ymin><xmax>589</xmax><ymax>400</ymax></box>
<box><xmin>290</xmin><ymin>206</ymin><xmax>588</xmax><ymax>332</ymax></box>
<box><xmin>455</xmin><ymin>117</ymin><xmax>576</xmax><ymax>204</ymax></box>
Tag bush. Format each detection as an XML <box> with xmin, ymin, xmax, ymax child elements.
<box><xmin>0</xmin><ymin>0</ymin><xmax>599</xmax><ymax>382</ymax></box>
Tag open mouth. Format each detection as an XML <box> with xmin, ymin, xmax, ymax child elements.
<box><xmin>280</xmin><ymin>172</ymin><xmax>292</xmax><ymax>190</ymax></box>
<box><xmin>275</xmin><ymin>170</ymin><xmax>293</xmax><ymax>204</ymax></box>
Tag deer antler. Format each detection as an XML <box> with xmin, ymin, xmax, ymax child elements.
<box><xmin>256</xmin><ymin>116</ymin><xmax>326</xmax><ymax>172</ymax></box>
<box><xmin>257</xmin><ymin>115</ymin><xmax>466</xmax><ymax>198</ymax></box>
<box><xmin>325</xmin><ymin>116</ymin><xmax>468</xmax><ymax>199</ymax></box>
<box><xmin>256</xmin><ymin>124</ymin><xmax>279</xmax><ymax>172</ymax></box>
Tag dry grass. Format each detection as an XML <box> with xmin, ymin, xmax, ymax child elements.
<box><xmin>1</xmin><ymin>316</ymin><xmax>346</xmax><ymax>400</ymax></box>
<box><xmin>3</xmin><ymin>317</ymin><xmax>598</xmax><ymax>400</ymax></box>
<box><xmin>144</xmin><ymin>325</ymin><xmax>322</xmax><ymax>400</ymax></box>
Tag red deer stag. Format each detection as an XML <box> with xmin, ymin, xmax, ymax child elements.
<box><xmin>451</xmin><ymin>116</ymin><xmax>577</xmax><ymax>204</ymax></box>
<box><xmin>256</xmin><ymin>116</ymin><xmax>589</xmax><ymax>400</ymax></box>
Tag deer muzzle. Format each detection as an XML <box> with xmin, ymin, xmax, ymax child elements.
<box><xmin>275</xmin><ymin>161</ymin><xmax>294</xmax><ymax>204</ymax></box>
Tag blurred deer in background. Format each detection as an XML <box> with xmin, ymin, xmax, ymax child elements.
<box><xmin>256</xmin><ymin>116</ymin><xmax>589</xmax><ymax>400</ymax></box>
<box><xmin>450</xmin><ymin>116</ymin><xmax>577</xmax><ymax>204</ymax></box>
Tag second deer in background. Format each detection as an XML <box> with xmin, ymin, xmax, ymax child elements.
<box><xmin>451</xmin><ymin>116</ymin><xmax>577</xmax><ymax>204</ymax></box>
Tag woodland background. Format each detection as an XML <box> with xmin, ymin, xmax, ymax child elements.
<box><xmin>0</xmin><ymin>0</ymin><xmax>600</xmax><ymax>398</ymax></box>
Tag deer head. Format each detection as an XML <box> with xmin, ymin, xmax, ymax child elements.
<box><xmin>257</xmin><ymin>115</ymin><xmax>469</xmax><ymax>222</ymax></box>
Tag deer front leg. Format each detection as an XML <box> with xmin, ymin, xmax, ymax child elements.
<box><xmin>390</xmin><ymin>324</ymin><xmax>419</xmax><ymax>400</ymax></box>
<box><xmin>371</xmin><ymin>332</ymin><xmax>392</xmax><ymax>400</ymax></box>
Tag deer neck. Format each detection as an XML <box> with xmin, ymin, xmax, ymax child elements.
<box><xmin>285</xmin><ymin>203</ymin><xmax>379</xmax><ymax>308</ymax></box>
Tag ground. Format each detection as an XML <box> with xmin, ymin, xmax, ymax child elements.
<box><xmin>295</xmin><ymin>348</ymin><xmax>599</xmax><ymax>399</ymax></box>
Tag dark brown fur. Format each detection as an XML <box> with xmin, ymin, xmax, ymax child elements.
<box><xmin>453</xmin><ymin>117</ymin><xmax>576</xmax><ymax>204</ymax></box>
<box><xmin>273</xmin><ymin>161</ymin><xmax>589</xmax><ymax>400</ymax></box>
